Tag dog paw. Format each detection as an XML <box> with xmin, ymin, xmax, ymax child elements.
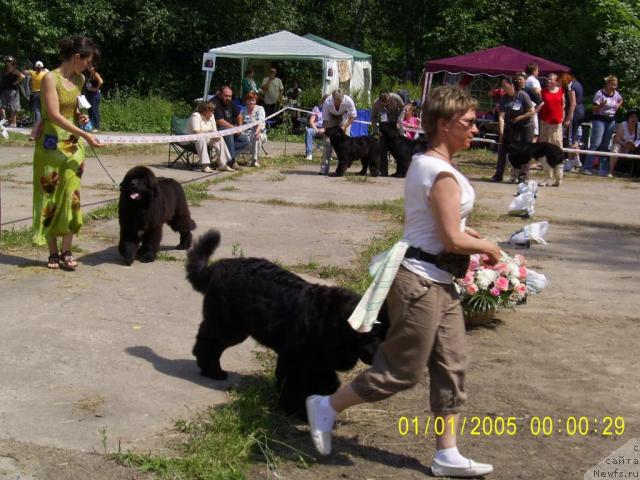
<box><xmin>139</xmin><ymin>251</ymin><xmax>156</xmax><ymax>263</ymax></box>
<box><xmin>176</xmin><ymin>243</ymin><xmax>190</xmax><ymax>250</ymax></box>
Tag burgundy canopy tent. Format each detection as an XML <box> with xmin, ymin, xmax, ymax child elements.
<box><xmin>421</xmin><ymin>45</ymin><xmax>571</xmax><ymax>100</ymax></box>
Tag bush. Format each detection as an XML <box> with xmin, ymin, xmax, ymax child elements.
<box><xmin>101</xmin><ymin>88</ymin><xmax>191</xmax><ymax>133</ymax></box>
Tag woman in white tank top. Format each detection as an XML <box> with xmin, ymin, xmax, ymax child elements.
<box><xmin>610</xmin><ymin>109</ymin><xmax>639</xmax><ymax>177</ymax></box>
<box><xmin>305</xmin><ymin>86</ymin><xmax>502</xmax><ymax>478</ymax></box>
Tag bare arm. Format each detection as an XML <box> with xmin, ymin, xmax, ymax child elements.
<box><xmin>41</xmin><ymin>73</ymin><xmax>101</xmax><ymax>147</ymax></box>
<box><xmin>513</xmin><ymin>106</ymin><xmax>536</xmax><ymax>124</ymax></box>
<box><xmin>91</xmin><ymin>72</ymin><xmax>104</xmax><ymax>90</ymax></box>
<box><xmin>564</xmin><ymin>90</ymin><xmax>576</xmax><ymax>127</ymax></box>
<box><xmin>430</xmin><ymin>173</ymin><xmax>501</xmax><ymax>262</ymax></box>
<box><xmin>498</xmin><ymin>111</ymin><xmax>505</xmax><ymax>143</ymax></box>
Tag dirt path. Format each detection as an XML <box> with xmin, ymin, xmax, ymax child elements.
<box><xmin>1</xmin><ymin>144</ymin><xmax>639</xmax><ymax>479</ymax></box>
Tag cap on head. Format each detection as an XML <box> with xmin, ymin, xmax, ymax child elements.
<box><xmin>35</xmin><ymin>61</ymin><xmax>44</xmax><ymax>68</ymax></box>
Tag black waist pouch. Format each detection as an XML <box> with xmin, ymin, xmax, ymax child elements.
<box><xmin>405</xmin><ymin>246</ymin><xmax>470</xmax><ymax>278</ymax></box>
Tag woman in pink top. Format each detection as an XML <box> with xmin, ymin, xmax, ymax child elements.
<box><xmin>537</xmin><ymin>73</ymin><xmax>565</xmax><ymax>148</ymax></box>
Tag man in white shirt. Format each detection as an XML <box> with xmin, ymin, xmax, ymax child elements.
<box><xmin>524</xmin><ymin>63</ymin><xmax>542</xmax><ymax>137</ymax></box>
<box><xmin>320</xmin><ymin>89</ymin><xmax>358</xmax><ymax>175</ymax></box>
<box><xmin>261</xmin><ymin>67</ymin><xmax>284</xmax><ymax>117</ymax></box>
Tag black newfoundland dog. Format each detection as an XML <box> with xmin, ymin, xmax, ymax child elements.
<box><xmin>324</xmin><ymin>125</ymin><xmax>381</xmax><ymax>177</ymax></box>
<box><xmin>505</xmin><ymin>140</ymin><xmax>565</xmax><ymax>186</ymax></box>
<box><xmin>118</xmin><ymin>166</ymin><xmax>196</xmax><ymax>265</ymax></box>
<box><xmin>379</xmin><ymin>122</ymin><xmax>429</xmax><ymax>178</ymax></box>
<box><xmin>186</xmin><ymin>229</ymin><xmax>389</xmax><ymax>419</ymax></box>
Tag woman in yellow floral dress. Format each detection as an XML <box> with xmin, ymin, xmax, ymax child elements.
<box><xmin>32</xmin><ymin>36</ymin><xmax>101</xmax><ymax>270</ymax></box>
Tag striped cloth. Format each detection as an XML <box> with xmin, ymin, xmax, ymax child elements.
<box><xmin>348</xmin><ymin>240</ymin><xmax>410</xmax><ymax>333</ymax></box>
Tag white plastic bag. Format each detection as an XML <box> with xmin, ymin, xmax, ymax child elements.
<box><xmin>508</xmin><ymin>192</ymin><xmax>535</xmax><ymax>217</ymax></box>
<box><xmin>509</xmin><ymin>221</ymin><xmax>550</xmax><ymax>246</ymax></box>
<box><xmin>517</xmin><ymin>180</ymin><xmax>538</xmax><ymax>198</ymax></box>
<box><xmin>525</xmin><ymin>268</ymin><xmax>548</xmax><ymax>295</ymax></box>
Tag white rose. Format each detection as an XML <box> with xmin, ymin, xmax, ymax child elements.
<box><xmin>476</xmin><ymin>269</ymin><xmax>498</xmax><ymax>290</ymax></box>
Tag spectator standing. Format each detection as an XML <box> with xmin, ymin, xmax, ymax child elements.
<box><xmin>240</xmin><ymin>67</ymin><xmax>259</xmax><ymax>102</ymax></box>
<box><xmin>320</xmin><ymin>89</ymin><xmax>357</xmax><ymax>175</ymax></box>
<box><xmin>212</xmin><ymin>85</ymin><xmax>249</xmax><ymax>168</ymax></box>
<box><xmin>83</xmin><ymin>64</ymin><xmax>103</xmax><ymax>131</ymax></box>
<box><xmin>583</xmin><ymin>75</ymin><xmax>623</xmax><ymax>175</ymax></box>
<box><xmin>1</xmin><ymin>57</ymin><xmax>25</xmax><ymax>127</ymax></box>
<box><xmin>401</xmin><ymin>102</ymin><xmax>421</xmax><ymax>139</ymax></box>
<box><xmin>241</xmin><ymin>92</ymin><xmax>267</xmax><ymax>167</ymax></box>
<box><xmin>490</xmin><ymin>75</ymin><xmax>535</xmax><ymax>182</ymax></box>
<box><xmin>261</xmin><ymin>66</ymin><xmax>284</xmax><ymax>117</ymax></box>
<box><xmin>305</xmin><ymin>95</ymin><xmax>328</xmax><ymax>161</ymax></box>
<box><xmin>305</xmin><ymin>85</ymin><xmax>500</xmax><ymax>478</ymax></box>
<box><xmin>559</xmin><ymin>73</ymin><xmax>585</xmax><ymax>170</ymax></box>
<box><xmin>537</xmin><ymin>73</ymin><xmax>565</xmax><ymax>148</ymax></box>
<box><xmin>24</xmin><ymin>60</ymin><xmax>49</xmax><ymax>124</ymax></box>
<box><xmin>32</xmin><ymin>36</ymin><xmax>102</xmax><ymax>270</ymax></box>
<box><xmin>609</xmin><ymin>109</ymin><xmax>639</xmax><ymax>177</ymax></box>
<box><xmin>524</xmin><ymin>63</ymin><xmax>542</xmax><ymax>137</ymax></box>
<box><xmin>185</xmin><ymin>101</ymin><xmax>233</xmax><ymax>173</ymax></box>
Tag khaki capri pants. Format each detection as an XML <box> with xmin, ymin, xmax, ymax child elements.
<box><xmin>352</xmin><ymin>265</ymin><xmax>467</xmax><ymax>413</ymax></box>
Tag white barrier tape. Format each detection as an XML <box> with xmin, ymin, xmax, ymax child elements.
<box><xmin>4</xmin><ymin>106</ymin><xmax>640</xmax><ymax>161</ymax></box>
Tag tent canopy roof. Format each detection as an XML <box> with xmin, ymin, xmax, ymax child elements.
<box><xmin>424</xmin><ymin>45</ymin><xmax>570</xmax><ymax>76</ymax></box>
<box><xmin>208</xmin><ymin>30</ymin><xmax>352</xmax><ymax>61</ymax></box>
<box><xmin>303</xmin><ymin>34</ymin><xmax>371</xmax><ymax>61</ymax></box>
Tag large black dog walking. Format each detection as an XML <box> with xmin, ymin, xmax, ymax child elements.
<box><xmin>186</xmin><ymin>229</ymin><xmax>388</xmax><ymax>419</ymax></box>
<box><xmin>379</xmin><ymin>122</ymin><xmax>429</xmax><ymax>177</ymax></box>
<box><xmin>324</xmin><ymin>125</ymin><xmax>381</xmax><ymax>176</ymax></box>
<box><xmin>506</xmin><ymin>140</ymin><xmax>565</xmax><ymax>186</ymax></box>
<box><xmin>118</xmin><ymin>166</ymin><xmax>196</xmax><ymax>265</ymax></box>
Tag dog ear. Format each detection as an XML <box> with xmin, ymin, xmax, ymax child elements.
<box><xmin>148</xmin><ymin>174</ymin><xmax>160</xmax><ymax>197</ymax></box>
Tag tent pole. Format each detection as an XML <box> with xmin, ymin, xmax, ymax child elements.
<box><xmin>203</xmin><ymin>70</ymin><xmax>213</xmax><ymax>101</ymax></box>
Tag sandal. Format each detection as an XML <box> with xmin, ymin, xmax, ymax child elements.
<box><xmin>47</xmin><ymin>252</ymin><xmax>60</xmax><ymax>269</ymax></box>
<box><xmin>59</xmin><ymin>251</ymin><xmax>78</xmax><ymax>271</ymax></box>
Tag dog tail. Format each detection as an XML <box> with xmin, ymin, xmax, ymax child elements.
<box><xmin>185</xmin><ymin>229</ymin><xmax>221</xmax><ymax>293</ymax></box>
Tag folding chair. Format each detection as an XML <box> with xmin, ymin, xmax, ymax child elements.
<box><xmin>167</xmin><ymin>115</ymin><xmax>216</xmax><ymax>169</ymax></box>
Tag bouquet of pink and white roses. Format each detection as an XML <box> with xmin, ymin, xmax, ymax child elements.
<box><xmin>456</xmin><ymin>253</ymin><xmax>529</xmax><ymax>317</ymax></box>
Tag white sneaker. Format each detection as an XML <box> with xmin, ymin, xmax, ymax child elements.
<box><xmin>251</xmin><ymin>161</ymin><xmax>261</xmax><ymax>168</ymax></box>
<box><xmin>305</xmin><ymin>154</ymin><xmax>313</xmax><ymax>161</ymax></box>
<box><xmin>305</xmin><ymin>395</ymin><xmax>334</xmax><ymax>456</ymax></box>
<box><xmin>218</xmin><ymin>164</ymin><xmax>234</xmax><ymax>172</ymax></box>
<box><xmin>431</xmin><ymin>458</ymin><xmax>493</xmax><ymax>478</ymax></box>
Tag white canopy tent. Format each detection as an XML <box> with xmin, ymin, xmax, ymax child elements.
<box><xmin>203</xmin><ymin>30</ymin><xmax>353</xmax><ymax>99</ymax></box>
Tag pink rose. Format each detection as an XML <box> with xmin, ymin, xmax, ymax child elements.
<box><xmin>490</xmin><ymin>287</ymin><xmax>501</xmax><ymax>297</ymax></box>
<box><xmin>469</xmin><ymin>256</ymin><xmax>480</xmax><ymax>270</ymax></box>
<box><xmin>466</xmin><ymin>283</ymin><xmax>479</xmax><ymax>295</ymax></box>
<box><xmin>495</xmin><ymin>276</ymin><xmax>510</xmax><ymax>291</ymax></box>
<box><xmin>493</xmin><ymin>263</ymin><xmax>509</xmax><ymax>275</ymax></box>
<box><xmin>518</xmin><ymin>266</ymin><xmax>528</xmax><ymax>280</ymax></box>
<box><xmin>515</xmin><ymin>284</ymin><xmax>528</xmax><ymax>296</ymax></box>
<box><xmin>462</xmin><ymin>271</ymin><xmax>475</xmax><ymax>285</ymax></box>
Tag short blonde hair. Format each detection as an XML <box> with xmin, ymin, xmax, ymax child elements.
<box><xmin>605</xmin><ymin>75</ymin><xmax>618</xmax><ymax>85</ymax></box>
<box><xmin>332</xmin><ymin>89</ymin><xmax>343</xmax><ymax>102</ymax></box>
<box><xmin>421</xmin><ymin>86</ymin><xmax>477</xmax><ymax>138</ymax></box>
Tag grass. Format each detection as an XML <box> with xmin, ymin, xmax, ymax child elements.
<box><xmin>266</xmin><ymin>172</ymin><xmax>286</xmax><ymax>182</ymax></box>
<box><xmin>0</xmin><ymin>131</ymin><xmax>32</xmax><ymax>147</ymax></box>
<box><xmin>183</xmin><ymin>182</ymin><xmax>211</xmax><ymax>206</ymax></box>
<box><xmin>156</xmin><ymin>252</ymin><xmax>180</xmax><ymax>262</ymax></box>
<box><xmin>344</xmin><ymin>174</ymin><xmax>368</xmax><ymax>183</ymax></box>
<box><xmin>220</xmin><ymin>185</ymin><xmax>239</xmax><ymax>192</ymax></box>
<box><xmin>0</xmin><ymin>226</ymin><xmax>33</xmax><ymax>251</ymax></box>
<box><xmin>86</xmin><ymin>201</ymin><xmax>119</xmax><ymax>222</ymax></box>
<box><xmin>0</xmin><ymin>160</ymin><xmax>31</xmax><ymax>170</ymax></box>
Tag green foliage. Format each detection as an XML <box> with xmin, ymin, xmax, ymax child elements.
<box><xmin>0</xmin><ymin>226</ymin><xmax>33</xmax><ymax>250</ymax></box>
<box><xmin>101</xmin><ymin>89</ymin><xmax>190</xmax><ymax>133</ymax></box>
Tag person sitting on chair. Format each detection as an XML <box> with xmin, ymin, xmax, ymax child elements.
<box><xmin>185</xmin><ymin>101</ymin><xmax>234</xmax><ymax>172</ymax></box>
<box><xmin>305</xmin><ymin>94</ymin><xmax>328</xmax><ymax>161</ymax></box>
<box><xmin>212</xmin><ymin>85</ymin><xmax>249</xmax><ymax>168</ymax></box>
<box><xmin>241</xmin><ymin>92</ymin><xmax>267</xmax><ymax>167</ymax></box>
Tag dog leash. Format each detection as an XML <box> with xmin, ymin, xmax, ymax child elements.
<box><xmin>89</xmin><ymin>144</ymin><xmax>118</xmax><ymax>187</ymax></box>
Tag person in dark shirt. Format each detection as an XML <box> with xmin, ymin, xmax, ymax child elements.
<box><xmin>490</xmin><ymin>74</ymin><xmax>535</xmax><ymax>182</ymax></box>
<box><xmin>212</xmin><ymin>85</ymin><xmax>249</xmax><ymax>167</ymax></box>
<box><xmin>1</xmin><ymin>56</ymin><xmax>25</xmax><ymax>127</ymax></box>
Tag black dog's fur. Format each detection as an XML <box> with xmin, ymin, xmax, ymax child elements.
<box><xmin>325</xmin><ymin>125</ymin><xmax>381</xmax><ymax>177</ymax></box>
<box><xmin>118</xmin><ymin>166</ymin><xmax>196</xmax><ymax>265</ymax></box>
<box><xmin>379</xmin><ymin>122</ymin><xmax>429</xmax><ymax>177</ymax></box>
<box><xmin>505</xmin><ymin>140</ymin><xmax>565</xmax><ymax>186</ymax></box>
<box><xmin>186</xmin><ymin>230</ymin><xmax>389</xmax><ymax>419</ymax></box>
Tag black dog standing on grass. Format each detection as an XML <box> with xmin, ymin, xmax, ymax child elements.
<box><xmin>186</xmin><ymin>229</ymin><xmax>389</xmax><ymax>419</ymax></box>
<box><xmin>118</xmin><ymin>166</ymin><xmax>196</xmax><ymax>265</ymax></box>
<box><xmin>324</xmin><ymin>125</ymin><xmax>381</xmax><ymax>177</ymax></box>
<box><xmin>379</xmin><ymin>122</ymin><xmax>429</xmax><ymax>178</ymax></box>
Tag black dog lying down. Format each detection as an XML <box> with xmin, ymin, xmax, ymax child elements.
<box><xmin>506</xmin><ymin>140</ymin><xmax>565</xmax><ymax>186</ymax></box>
<box><xmin>324</xmin><ymin>125</ymin><xmax>381</xmax><ymax>177</ymax></box>
<box><xmin>186</xmin><ymin>230</ymin><xmax>389</xmax><ymax>419</ymax></box>
<box><xmin>379</xmin><ymin>122</ymin><xmax>429</xmax><ymax>177</ymax></box>
<box><xmin>118</xmin><ymin>166</ymin><xmax>196</xmax><ymax>265</ymax></box>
